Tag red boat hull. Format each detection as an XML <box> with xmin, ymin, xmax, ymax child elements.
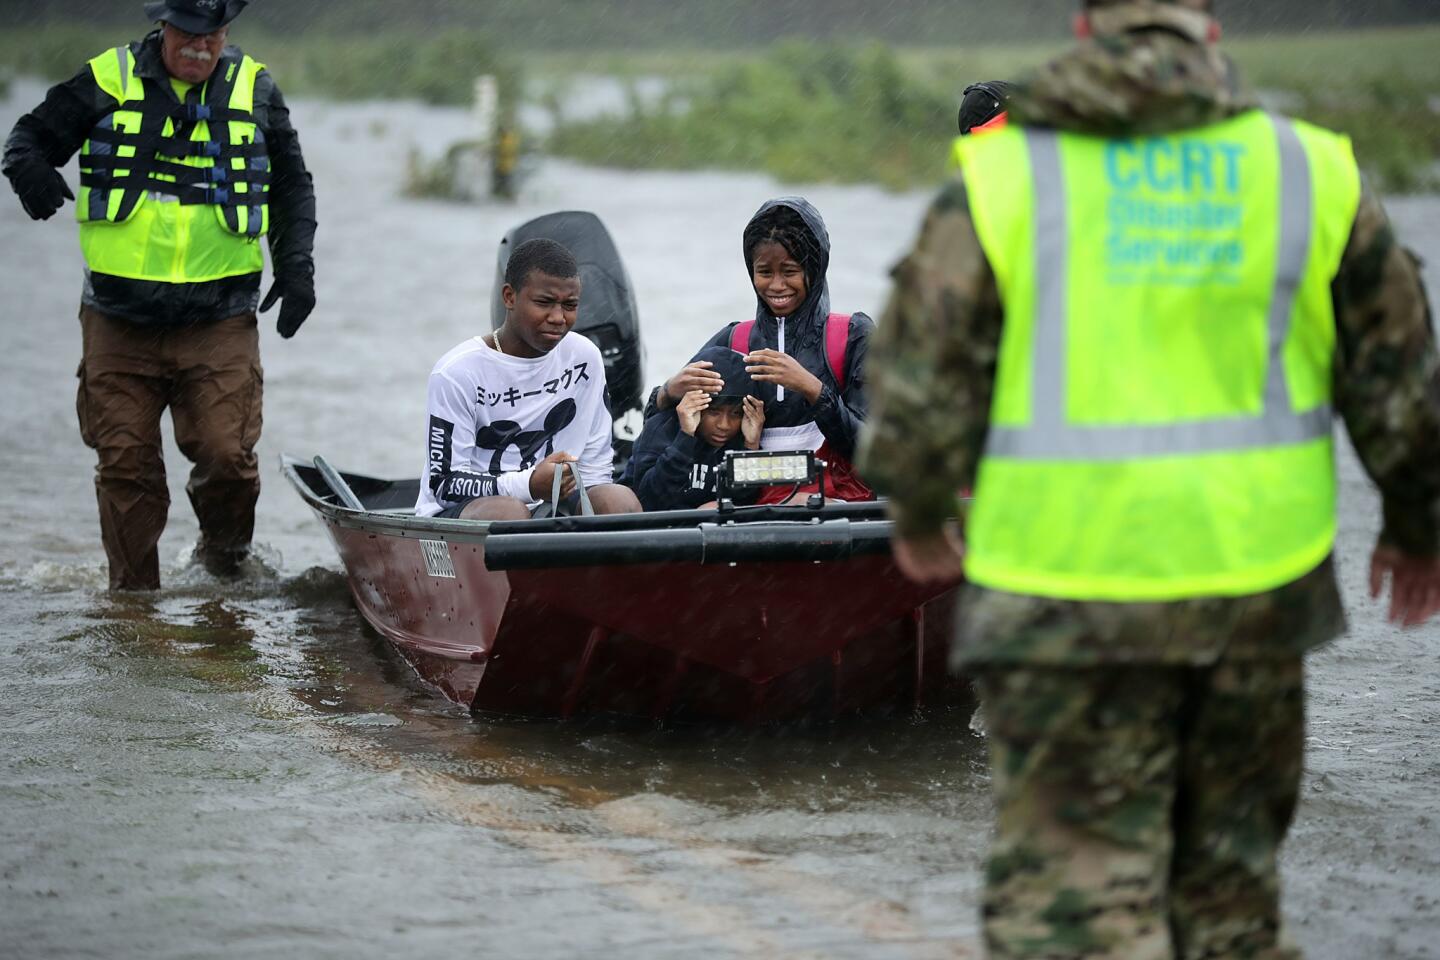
<box><xmin>295</xmin><ymin>461</ymin><xmax>964</xmax><ymax>723</ymax></box>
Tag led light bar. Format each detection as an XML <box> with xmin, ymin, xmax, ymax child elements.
<box><xmin>722</xmin><ymin>449</ymin><xmax>818</xmax><ymax>490</ymax></box>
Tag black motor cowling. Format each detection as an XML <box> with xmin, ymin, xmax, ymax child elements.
<box><xmin>491</xmin><ymin>211</ymin><xmax>646</xmax><ymax>475</ymax></box>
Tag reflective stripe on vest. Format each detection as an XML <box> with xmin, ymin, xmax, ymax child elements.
<box><xmin>118</xmin><ymin>45</ymin><xmax>132</xmax><ymax>98</ymax></box>
<box><xmin>958</xmin><ymin>111</ymin><xmax>1360</xmax><ymax>601</ymax></box>
<box><xmin>987</xmin><ymin>117</ymin><xmax>1327</xmax><ymax>461</ymax></box>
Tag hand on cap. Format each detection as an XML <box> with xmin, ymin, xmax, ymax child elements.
<box><xmin>661</xmin><ymin>361</ymin><xmax>723</xmax><ymax>408</ymax></box>
<box><xmin>676</xmin><ymin>390</ymin><xmax>711</xmax><ymax>437</ymax></box>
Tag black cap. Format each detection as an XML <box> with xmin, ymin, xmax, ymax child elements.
<box><xmin>959</xmin><ymin>80</ymin><xmax>1013</xmax><ymax>135</ymax></box>
<box><xmin>145</xmin><ymin>0</ymin><xmax>249</xmax><ymax>34</ymax></box>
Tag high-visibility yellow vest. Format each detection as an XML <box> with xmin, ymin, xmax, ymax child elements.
<box><xmin>949</xmin><ymin>114</ymin><xmax>1011</xmax><ymax>171</ymax></box>
<box><xmin>77</xmin><ymin>44</ymin><xmax>270</xmax><ymax>283</ymax></box>
<box><xmin>948</xmin><ymin>136</ymin><xmax>965</xmax><ymax>172</ymax></box>
<box><xmin>957</xmin><ymin>111</ymin><xmax>1360</xmax><ymax>601</ymax></box>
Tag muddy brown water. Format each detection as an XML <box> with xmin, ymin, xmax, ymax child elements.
<box><xmin>2</xmin><ymin>83</ymin><xmax>1437</xmax><ymax>959</ymax></box>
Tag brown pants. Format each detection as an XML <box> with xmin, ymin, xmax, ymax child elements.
<box><xmin>77</xmin><ymin>305</ymin><xmax>263</xmax><ymax>590</ymax></box>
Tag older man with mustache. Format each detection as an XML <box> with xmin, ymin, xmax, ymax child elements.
<box><xmin>3</xmin><ymin>0</ymin><xmax>317</xmax><ymax>590</ymax></box>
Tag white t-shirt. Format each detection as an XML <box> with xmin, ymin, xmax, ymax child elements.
<box><xmin>415</xmin><ymin>333</ymin><xmax>615</xmax><ymax>517</ymax></box>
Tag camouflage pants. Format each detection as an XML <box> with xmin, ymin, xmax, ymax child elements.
<box><xmin>976</xmin><ymin>658</ymin><xmax>1305</xmax><ymax>960</ymax></box>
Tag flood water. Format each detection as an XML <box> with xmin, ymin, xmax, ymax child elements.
<box><xmin>2</xmin><ymin>81</ymin><xmax>1438</xmax><ymax>959</ymax></box>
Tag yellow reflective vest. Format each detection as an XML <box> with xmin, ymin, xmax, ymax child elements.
<box><xmin>77</xmin><ymin>44</ymin><xmax>270</xmax><ymax>284</ymax></box>
<box><xmin>957</xmin><ymin>110</ymin><xmax>1361</xmax><ymax>601</ymax></box>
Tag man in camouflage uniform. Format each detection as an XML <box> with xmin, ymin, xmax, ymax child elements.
<box><xmin>859</xmin><ymin>1</ymin><xmax>1440</xmax><ymax>957</ymax></box>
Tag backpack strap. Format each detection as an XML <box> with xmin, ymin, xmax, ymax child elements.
<box><xmin>825</xmin><ymin>313</ymin><xmax>850</xmax><ymax>391</ymax></box>
<box><xmin>731</xmin><ymin>315</ymin><xmax>848</xmax><ymax>389</ymax></box>
<box><xmin>728</xmin><ymin>320</ymin><xmax>754</xmax><ymax>355</ymax></box>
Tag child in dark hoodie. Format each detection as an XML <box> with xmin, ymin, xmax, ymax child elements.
<box><xmin>622</xmin><ymin>346</ymin><xmax>764</xmax><ymax>511</ymax></box>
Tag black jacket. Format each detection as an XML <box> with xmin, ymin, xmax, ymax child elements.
<box><xmin>621</xmin><ymin>411</ymin><xmax>754</xmax><ymax>511</ymax></box>
<box><xmin>2</xmin><ymin>31</ymin><xmax>317</xmax><ymax>326</ymax></box>
<box><xmin>643</xmin><ymin>197</ymin><xmax>872</xmax><ymax>462</ymax></box>
<box><xmin>623</xmin><ymin>344</ymin><xmax>761</xmax><ymax>510</ymax></box>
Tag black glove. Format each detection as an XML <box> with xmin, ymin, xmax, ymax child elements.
<box><xmin>11</xmin><ymin>162</ymin><xmax>74</xmax><ymax>221</ymax></box>
<box><xmin>259</xmin><ymin>274</ymin><xmax>316</xmax><ymax>339</ymax></box>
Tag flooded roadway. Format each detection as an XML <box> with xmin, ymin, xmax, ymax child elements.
<box><xmin>2</xmin><ymin>83</ymin><xmax>1438</xmax><ymax>958</ymax></box>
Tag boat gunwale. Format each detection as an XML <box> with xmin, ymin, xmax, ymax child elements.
<box><xmin>284</xmin><ymin>454</ymin><xmax>501</xmax><ymax>543</ymax></box>
<box><xmin>280</xmin><ymin>454</ymin><xmax>905</xmax><ymax>548</ymax></box>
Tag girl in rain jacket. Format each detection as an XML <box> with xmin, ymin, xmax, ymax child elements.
<box><xmin>647</xmin><ymin>197</ymin><xmax>874</xmax><ymax>502</ymax></box>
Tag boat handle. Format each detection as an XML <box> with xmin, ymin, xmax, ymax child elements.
<box><xmin>549</xmin><ymin>460</ymin><xmax>594</xmax><ymax>517</ymax></box>
<box><xmin>313</xmin><ymin>455</ymin><xmax>366</xmax><ymax>511</ymax></box>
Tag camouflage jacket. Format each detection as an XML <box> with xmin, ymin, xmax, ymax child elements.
<box><xmin>858</xmin><ymin>31</ymin><xmax>1440</xmax><ymax>666</ymax></box>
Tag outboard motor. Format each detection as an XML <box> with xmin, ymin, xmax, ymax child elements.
<box><xmin>491</xmin><ymin>211</ymin><xmax>646</xmax><ymax>476</ymax></box>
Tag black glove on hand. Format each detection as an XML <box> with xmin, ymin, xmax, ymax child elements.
<box><xmin>259</xmin><ymin>274</ymin><xmax>316</xmax><ymax>339</ymax></box>
<box><xmin>11</xmin><ymin>163</ymin><xmax>74</xmax><ymax>221</ymax></box>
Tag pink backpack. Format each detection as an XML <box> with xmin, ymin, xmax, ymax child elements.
<box><xmin>728</xmin><ymin>313</ymin><xmax>851</xmax><ymax>390</ymax></box>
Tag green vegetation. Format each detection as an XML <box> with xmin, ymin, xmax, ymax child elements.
<box><xmin>546</xmin><ymin>27</ymin><xmax>1440</xmax><ymax>193</ymax></box>
<box><xmin>4</xmin><ymin>20</ymin><xmax>1434</xmax><ymax>193</ymax></box>
<box><xmin>5</xmin><ymin>0</ymin><xmax>1437</xmax><ymax>51</ymax></box>
<box><xmin>258</xmin><ymin>31</ymin><xmax>517</xmax><ymax>108</ymax></box>
<box><xmin>547</xmin><ymin>42</ymin><xmax>959</xmax><ymax>190</ymax></box>
<box><xmin>0</xmin><ymin>24</ymin><xmax>517</xmax><ymax>108</ymax></box>
<box><xmin>1289</xmin><ymin>85</ymin><xmax>1440</xmax><ymax>194</ymax></box>
<box><xmin>0</xmin><ymin>24</ymin><xmax>110</xmax><ymax>84</ymax></box>
<box><xmin>1232</xmin><ymin>28</ymin><xmax>1440</xmax><ymax>194</ymax></box>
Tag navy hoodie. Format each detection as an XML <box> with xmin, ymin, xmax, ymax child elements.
<box><xmin>622</xmin><ymin>346</ymin><xmax>759</xmax><ymax>511</ymax></box>
<box><xmin>643</xmin><ymin>197</ymin><xmax>872</xmax><ymax>463</ymax></box>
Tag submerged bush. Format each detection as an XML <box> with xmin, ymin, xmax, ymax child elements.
<box><xmin>547</xmin><ymin>41</ymin><xmax>957</xmax><ymax>190</ymax></box>
<box><xmin>1293</xmin><ymin>82</ymin><xmax>1440</xmax><ymax>194</ymax></box>
<box><xmin>1229</xmin><ymin>28</ymin><xmax>1440</xmax><ymax>194</ymax></box>
<box><xmin>547</xmin><ymin>32</ymin><xmax>1440</xmax><ymax>194</ymax></box>
<box><xmin>401</xmin><ymin>141</ymin><xmax>492</xmax><ymax>202</ymax></box>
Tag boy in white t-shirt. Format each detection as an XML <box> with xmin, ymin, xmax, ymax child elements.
<box><xmin>415</xmin><ymin>238</ymin><xmax>643</xmax><ymax>520</ymax></box>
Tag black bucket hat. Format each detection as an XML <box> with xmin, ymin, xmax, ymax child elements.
<box><xmin>145</xmin><ymin>0</ymin><xmax>249</xmax><ymax>34</ymax></box>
